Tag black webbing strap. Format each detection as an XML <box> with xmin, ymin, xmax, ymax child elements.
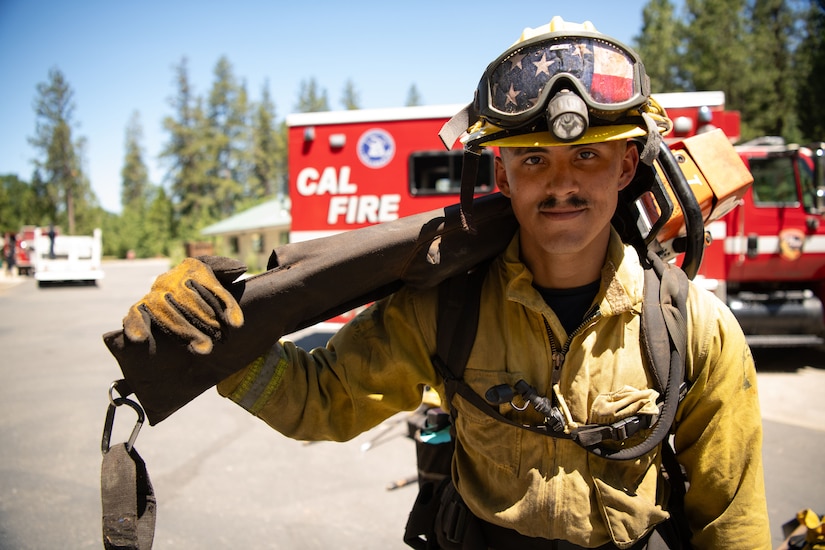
<box><xmin>101</xmin><ymin>445</ymin><xmax>156</xmax><ymax>549</ymax></box>
<box><xmin>587</xmin><ymin>251</ymin><xmax>689</xmax><ymax>459</ymax></box>
<box><xmin>434</xmin><ymin>252</ymin><xmax>690</xmax><ymax>461</ymax></box>
<box><xmin>433</xmin><ymin>263</ymin><xmax>489</xmax><ymax>393</ymax></box>
<box><xmin>661</xmin><ymin>439</ymin><xmax>692</xmax><ymax>543</ymax></box>
<box><xmin>101</xmin><ymin>382</ymin><xmax>156</xmax><ymax>550</ymax></box>
<box><xmin>458</xmin><ymin>149</ymin><xmax>482</xmax><ymax>233</ymax></box>
<box><xmin>449</xmin><ymin>381</ymin><xmax>656</xmax><ymax>446</ymax></box>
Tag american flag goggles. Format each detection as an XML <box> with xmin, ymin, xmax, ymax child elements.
<box><xmin>475</xmin><ymin>32</ymin><xmax>648</xmax><ymax>128</ymax></box>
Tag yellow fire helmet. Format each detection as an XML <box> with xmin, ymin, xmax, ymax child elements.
<box><xmin>439</xmin><ymin>16</ymin><xmax>673</xmax><ymax>167</ymax></box>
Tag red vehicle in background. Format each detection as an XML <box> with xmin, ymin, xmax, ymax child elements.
<box><xmin>3</xmin><ymin>225</ymin><xmax>60</xmax><ymax>276</ymax></box>
<box><xmin>695</xmin><ymin>137</ymin><xmax>825</xmax><ymax>345</ymax></box>
<box><xmin>286</xmin><ymin>93</ymin><xmax>825</xmax><ymax>344</ymax></box>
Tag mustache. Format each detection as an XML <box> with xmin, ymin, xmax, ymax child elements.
<box><xmin>538</xmin><ymin>196</ymin><xmax>589</xmax><ymax>209</ymax></box>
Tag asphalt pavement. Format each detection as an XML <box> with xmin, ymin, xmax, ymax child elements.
<box><xmin>0</xmin><ymin>259</ymin><xmax>823</xmax><ymax>549</ymax></box>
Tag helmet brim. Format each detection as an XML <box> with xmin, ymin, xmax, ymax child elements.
<box><xmin>463</xmin><ymin>123</ymin><xmax>648</xmax><ymax>148</ymax></box>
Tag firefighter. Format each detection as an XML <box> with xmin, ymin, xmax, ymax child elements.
<box><xmin>122</xmin><ymin>17</ymin><xmax>770</xmax><ymax>549</ymax></box>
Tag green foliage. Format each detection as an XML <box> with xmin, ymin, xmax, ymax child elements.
<box><xmin>141</xmin><ymin>187</ymin><xmax>174</xmax><ymax>257</ymax></box>
<box><xmin>13</xmin><ymin>59</ymin><xmax>345</xmax><ymax>258</ymax></box>
<box><xmin>796</xmin><ymin>1</ymin><xmax>825</xmax><ymax>141</ymax></box>
<box><xmin>121</xmin><ymin>111</ymin><xmax>150</xmax><ymax>210</ymax></box>
<box><xmin>115</xmin><ymin>111</ymin><xmax>175</xmax><ymax>258</ymax></box>
<box><xmin>161</xmin><ymin>58</ymin><xmax>213</xmax><ymax>241</ymax></box>
<box><xmin>203</xmin><ymin>58</ymin><xmax>248</xmax><ymax>221</ymax></box>
<box><xmin>0</xmin><ymin>174</ymin><xmax>40</xmax><ymax>233</ymax></box>
<box><xmin>28</xmin><ymin>68</ymin><xmax>98</xmax><ymax>235</ymax></box>
<box><xmin>741</xmin><ymin>0</ymin><xmax>799</xmax><ymax>139</ymax></box>
<box><xmin>682</xmin><ymin>0</ymin><xmax>751</xmax><ymax>103</ymax></box>
<box><xmin>634</xmin><ymin>0</ymin><xmax>687</xmax><ymax>92</ymax></box>
<box><xmin>639</xmin><ymin>0</ymin><xmax>820</xmax><ymax>142</ymax></box>
<box><xmin>295</xmin><ymin>78</ymin><xmax>330</xmax><ymax>112</ymax></box>
<box><xmin>154</xmin><ymin>57</ymin><xmax>293</xmax><ymax>256</ymax></box>
<box><xmin>341</xmin><ymin>79</ymin><xmax>361</xmax><ymax>110</ymax></box>
<box><xmin>249</xmin><ymin>83</ymin><xmax>287</xmax><ymax>199</ymax></box>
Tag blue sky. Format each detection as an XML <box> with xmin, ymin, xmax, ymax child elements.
<box><xmin>0</xmin><ymin>1</ymin><xmax>652</xmax><ymax>214</ymax></box>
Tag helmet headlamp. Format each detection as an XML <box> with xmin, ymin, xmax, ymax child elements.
<box><xmin>547</xmin><ymin>89</ymin><xmax>589</xmax><ymax>142</ymax></box>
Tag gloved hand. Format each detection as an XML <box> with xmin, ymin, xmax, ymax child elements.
<box><xmin>123</xmin><ymin>256</ymin><xmax>247</xmax><ymax>355</ymax></box>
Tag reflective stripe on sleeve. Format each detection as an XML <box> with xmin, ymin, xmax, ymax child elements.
<box><xmin>229</xmin><ymin>344</ymin><xmax>288</xmax><ymax>415</ymax></box>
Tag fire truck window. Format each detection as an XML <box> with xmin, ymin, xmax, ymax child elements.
<box><xmin>750</xmin><ymin>157</ymin><xmax>799</xmax><ymax>207</ymax></box>
<box><xmin>409</xmin><ymin>150</ymin><xmax>495</xmax><ymax>195</ymax></box>
<box><xmin>797</xmin><ymin>156</ymin><xmax>818</xmax><ymax>213</ymax></box>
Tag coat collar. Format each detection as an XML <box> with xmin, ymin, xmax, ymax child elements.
<box><xmin>501</xmin><ymin>228</ymin><xmax>645</xmax><ymax>318</ymax></box>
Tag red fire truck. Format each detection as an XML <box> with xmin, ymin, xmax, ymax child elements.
<box><xmin>695</xmin><ymin>137</ymin><xmax>825</xmax><ymax>345</ymax></box>
<box><xmin>286</xmin><ymin>95</ymin><xmax>825</xmax><ymax>344</ymax></box>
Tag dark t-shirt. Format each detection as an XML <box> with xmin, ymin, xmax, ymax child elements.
<box><xmin>534</xmin><ymin>280</ymin><xmax>600</xmax><ymax>335</ymax></box>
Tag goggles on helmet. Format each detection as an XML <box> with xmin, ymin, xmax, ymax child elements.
<box><xmin>437</xmin><ymin>19</ymin><xmax>671</xmax><ymax>233</ymax></box>
<box><xmin>475</xmin><ymin>31</ymin><xmax>649</xmax><ymax>129</ymax></box>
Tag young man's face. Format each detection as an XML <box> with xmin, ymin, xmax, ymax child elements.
<box><xmin>495</xmin><ymin>140</ymin><xmax>639</xmax><ymax>262</ymax></box>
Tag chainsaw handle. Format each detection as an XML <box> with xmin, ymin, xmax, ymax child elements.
<box><xmin>658</xmin><ymin>141</ymin><xmax>705</xmax><ymax>279</ymax></box>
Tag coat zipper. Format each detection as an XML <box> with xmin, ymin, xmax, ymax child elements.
<box><xmin>543</xmin><ymin>305</ymin><xmax>601</xmax><ymax>386</ymax></box>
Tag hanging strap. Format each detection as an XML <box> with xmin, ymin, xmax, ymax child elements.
<box><xmin>660</xmin><ymin>440</ymin><xmax>692</xmax><ymax>543</ymax></box>
<box><xmin>458</xmin><ymin>149</ymin><xmax>481</xmax><ymax>233</ymax></box>
<box><xmin>101</xmin><ymin>382</ymin><xmax>156</xmax><ymax>550</ymax></box>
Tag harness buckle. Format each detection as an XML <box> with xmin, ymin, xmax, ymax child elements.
<box><xmin>610</xmin><ymin>415</ymin><xmax>651</xmax><ymax>441</ymax></box>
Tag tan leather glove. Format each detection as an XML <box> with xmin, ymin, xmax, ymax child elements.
<box><xmin>123</xmin><ymin>256</ymin><xmax>247</xmax><ymax>354</ymax></box>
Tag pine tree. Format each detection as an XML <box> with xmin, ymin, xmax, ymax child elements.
<box><xmin>204</xmin><ymin>56</ymin><xmax>248</xmax><ymax>220</ymax></box>
<box><xmin>121</xmin><ymin>111</ymin><xmax>150</xmax><ymax>210</ymax></box>
<box><xmin>682</xmin><ymin>0</ymin><xmax>751</xmax><ymax>104</ymax></box>
<box><xmin>141</xmin><ymin>186</ymin><xmax>174</xmax><ymax>257</ymax></box>
<box><xmin>634</xmin><ymin>0</ymin><xmax>686</xmax><ymax>92</ymax></box>
<box><xmin>249</xmin><ymin>82</ymin><xmax>285</xmax><ymax>199</ymax></box>
<box><xmin>796</xmin><ymin>0</ymin><xmax>825</xmax><ymax>140</ymax></box>
<box><xmin>29</xmin><ymin>68</ymin><xmax>95</xmax><ymax>234</ymax></box>
<box><xmin>161</xmin><ymin>58</ymin><xmax>210</xmax><ymax>240</ymax></box>
<box><xmin>341</xmin><ymin>79</ymin><xmax>361</xmax><ymax>110</ymax></box>
<box><xmin>295</xmin><ymin>78</ymin><xmax>330</xmax><ymax>112</ymax></box>
<box><xmin>120</xmin><ymin>111</ymin><xmax>172</xmax><ymax>257</ymax></box>
<box><xmin>745</xmin><ymin>0</ymin><xmax>800</xmax><ymax>139</ymax></box>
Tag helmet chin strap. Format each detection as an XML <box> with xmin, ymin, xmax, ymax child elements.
<box><xmin>459</xmin><ymin>146</ymin><xmax>481</xmax><ymax>233</ymax></box>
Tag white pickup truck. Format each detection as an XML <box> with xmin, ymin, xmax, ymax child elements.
<box><xmin>32</xmin><ymin>227</ymin><xmax>105</xmax><ymax>286</ymax></box>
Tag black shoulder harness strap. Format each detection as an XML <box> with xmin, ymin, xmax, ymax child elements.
<box><xmin>433</xmin><ymin>262</ymin><xmax>488</xmax><ymax>388</ymax></box>
<box><xmin>431</xmin><ymin>251</ymin><xmax>690</xmax><ymax>462</ymax></box>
